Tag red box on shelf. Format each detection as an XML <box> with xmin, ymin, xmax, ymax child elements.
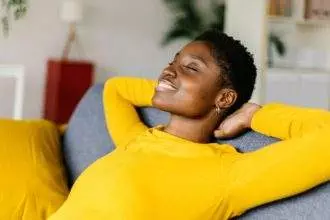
<box><xmin>44</xmin><ymin>59</ymin><xmax>94</xmax><ymax>124</ymax></box>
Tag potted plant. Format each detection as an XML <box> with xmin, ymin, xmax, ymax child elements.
<box><xmin>162</xmin><ymin>0</ymin><xmax>286</xmax><ymax>66</ymax></box>
<box><xmin>162</xmin><ymin>0</ymin><xmax>224</xmax><ymax>45</ymax></box>
<box><xmin>1</xmin><ymin>0</ymin><xmax>28</xmax><ymax>37</ymax></box>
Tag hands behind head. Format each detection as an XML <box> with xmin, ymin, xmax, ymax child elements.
<box><xmin>214</xmin><ymin>103</ymin><xmax>261</xmax><ymax>139</ymax></box>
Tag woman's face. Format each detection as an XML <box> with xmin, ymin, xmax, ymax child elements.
<box><xmin>152</xmin><ymin>41</ymin><xmax>224</xmax><ymax>118</ymax></box>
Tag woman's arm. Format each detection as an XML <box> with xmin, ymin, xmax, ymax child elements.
<box><xmin>103</xmin><ymin>77</ymin><xmax>156</xmax><ymax>148</ymax></box>
<box><xmin>251</xmin><ymin>103</ymin><xmax>330</xmax><ymax>140</ymax></box>
<box><xmin>225</xmin><ymin>103</ymin><xmax>330</xmax><ymax>217</ymax></box>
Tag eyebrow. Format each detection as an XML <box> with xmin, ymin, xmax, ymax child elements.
<box><xmin>174</xmin><ymin>52</ymin><xmax>208</xmax><ymax>67</ymax></box>
<box><xmin>190</xmin><ymin>54</ymin><xmax>208</xmax><ymax>67</ymax></box>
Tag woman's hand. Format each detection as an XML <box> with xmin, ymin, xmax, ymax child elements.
<box><xmin>214</xmin><ymin>103</ymin><xmax>261</xmax><ymax>139</ymax></box>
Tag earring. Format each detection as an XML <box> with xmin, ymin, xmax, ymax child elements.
<box><xmin>215</xmin><ymin>106</ymin><xmax>221</xmax><ymax>115</ymax></box>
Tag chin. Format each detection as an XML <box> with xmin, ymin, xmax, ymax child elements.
<box><xmin>151</xmin><ymin>92</ymin><xmax>172</xmax><ymax>112</ymax></box>
<box><xmin>152</xmin><ymin>92</ymin><xmax>205</xmax><ymax>118</ymax></box>
<box><xmin>152</xmin><ymin>91</ymin><xmax>182</xmax><ymax>115</ymax></box>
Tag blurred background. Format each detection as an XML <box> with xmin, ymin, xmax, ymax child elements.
<box><xmin>0</xmin><ymin>0</ymin><xmax>330</xmax><ymax>123</ymax></box>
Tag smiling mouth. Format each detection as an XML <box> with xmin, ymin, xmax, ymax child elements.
<box><xmin>156</xmin><ymin>80</ymin><xmax>177</xmax><ymax>92</ymax></box>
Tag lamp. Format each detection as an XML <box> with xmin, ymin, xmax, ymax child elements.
<box><xmin>44</xmin><ymin>1</ymin><xmax>93</xmax><ymax>124</ymax></box>
<box><xmin>60</xmin><ymin>0</ymin><xmax>83</xmax><ymax>59</ymax></box>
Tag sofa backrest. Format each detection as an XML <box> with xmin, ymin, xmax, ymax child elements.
<box><xmin>62</xmin><ymin>84</ymin><xmax>330</xmax><ymax>219</ymax></box>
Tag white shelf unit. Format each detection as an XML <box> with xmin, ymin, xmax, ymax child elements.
<box><xmin>268</xmin><ymin>0</ymin><xmax>330</xmax><ymax>26</ymax></box>
<box><xmin>267</xmin><ymin>0</ymin><xmax>330</xmax><ymax>70</ymax></box>
<box><xmin>268</xmin><ymin>16</ymin><xmax>296</xmax><ymax>24</ymax></box>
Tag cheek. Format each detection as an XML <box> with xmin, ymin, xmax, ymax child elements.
<box><xmin>182</xmin><ymin>86</ymin><xmax>215</xmax><ymax>115</ymax></box>
<box><xmin>180</xmin><ymin>77</ymin><xmax>221</xmax><ymax>116</ymax></box>
<box><xmin>152</xmin><ymin>83</ymin><xmax>216</xmax><ymax>117</ymax></box>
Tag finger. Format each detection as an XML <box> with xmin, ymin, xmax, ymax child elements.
<box><xmin>214</xmin><ymin>129</ymin><xmax>234</xmax><ymax>139</ymax></box>
<box><xmin>220</xmin><ymin>120</ymin><xmax>236</xmax><ymax>133</ymax></box>
<box><xmin>214</xmin><ymin>129</ymin><xmax>226</xmax><ymax>138</ymax></box>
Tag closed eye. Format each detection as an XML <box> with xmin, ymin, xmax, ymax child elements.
<box><xmin>184</xmin><ymin>65</ymin><xmax>198</xmax><ymax>72</ymax></box>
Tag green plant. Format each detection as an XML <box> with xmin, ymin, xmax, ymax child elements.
<box><xmin>163</xmin><ymin>0</ymin><xmax>286</xmax><ymax>67</ymax></box>
<box><xmin>268</xmin><ymin>32</ymin><xmax>286</xmax><ymax>67</ymax></box>
<box><xmin>162</xmin><ymin>0</ymin><xmax>225</xmax><ymax>45</ymax></box>
<box><xmin>1</xmin><ymin>0</ymin><xmax>28</xmax><ymax>37</ymax></box>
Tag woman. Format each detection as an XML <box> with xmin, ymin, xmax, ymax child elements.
<box><xmin>50</xmin><ymin>30</ymin><xmax>330</xmax><ymax>219</ymax></box>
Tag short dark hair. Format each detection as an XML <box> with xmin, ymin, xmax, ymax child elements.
<box><xmin>194</xmin><ymin>29</ymin><xmax>257</xmax><ymax>114</ymax></box>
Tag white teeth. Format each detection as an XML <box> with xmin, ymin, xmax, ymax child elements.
<box><xmin>157</xmin><ymin>81</ymin><xmax>176</xmax><ymax>91</ymax></box>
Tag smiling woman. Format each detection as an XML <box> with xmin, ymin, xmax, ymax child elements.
<box><xmin>153</xmin><ymin>41</ymin><xmax>225</xmax><ymax>121</ymax></box>
<box><xmin>49</xmin><ymin>29</ymin><xmax>330</xmax><ymax>220</ymax></box>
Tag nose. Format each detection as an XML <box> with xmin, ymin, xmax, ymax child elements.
<box><xmin>163</xmin><ymin>65</ymin><xmax>177</xmax><ymax>78</ymax></box>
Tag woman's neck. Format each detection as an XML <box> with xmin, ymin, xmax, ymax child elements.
<box><xmin>164</xmin><ymin>112</ymin><xmax>222</xmax><ymax>143</ymax></box>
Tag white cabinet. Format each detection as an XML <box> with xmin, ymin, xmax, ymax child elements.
<box><xmin>300</xmin><ymin>74</ymin><xmax>330</xmax><ymax>109</ymax></box>
<box><xmin>268</xmin><ymin>0</ymin><xmax>330</xmax><ymax>26</ymax></box>
<box><xmin>268</xmin><ymin>1</ymin><xmax>330</xmax><ymax>71</ymax></box>
<box><xmin>266</xmin><ymin>72</ymin><xmax>301</xmax><ymax>105</ymax></box>
<box><xmin>266</xmin><ymin>68</ymin><xmax>330</xmax><ymax>109</ymax></box>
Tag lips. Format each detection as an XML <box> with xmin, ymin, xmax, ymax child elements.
<box><xmin>156</xmin><ymin>79</ymin><xmax>177</xmax><ymax>92</ymax></box>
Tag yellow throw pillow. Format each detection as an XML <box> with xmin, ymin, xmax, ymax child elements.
<box><xmin>0</xmin><ymin>119</ymin><xmax>69</xmax><ymax>219</ymax></box>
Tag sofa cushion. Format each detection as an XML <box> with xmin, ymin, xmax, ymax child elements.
<box><xmin>62</xmin><ymin>84</ymin><xmax>114</xmax><ymax>186</ymax></box>
<box><xmin>0</xmin><ymin>119</ymin><xmax>68</xmax><ymax>219</ymax></box>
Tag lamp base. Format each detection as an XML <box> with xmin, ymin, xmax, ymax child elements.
<box><xmin>62</xmin><ymin>23</ymin><xmax>77</xmax><ymax>60</ymax></box>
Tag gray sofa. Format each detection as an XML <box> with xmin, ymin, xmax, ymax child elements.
<box><xmin>62</xmin><ymin>84</ymin><xmax>330</xmax><ymax>219</ymax></box>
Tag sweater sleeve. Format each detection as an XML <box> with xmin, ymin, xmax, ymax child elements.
<box><xmin>226</xmin><ymin>103</ymin><xmax>330</xmax><ymax>218</ymax></box>
<box><xmin>251</xmin><ymin>103</ymin><xmax>330</xmax><ymax>140</ymax></box>
<box><xmin>103</xmin><ymin>77</ymin><xmax>156</xmax><ymax>148</ymax></box>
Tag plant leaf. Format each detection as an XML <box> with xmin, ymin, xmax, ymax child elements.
<box><xmin>1</xmin><ymin>17</ymin><xmax>9</xmax><ymax>37</ymax></box>
<box><xmin>269</xmin><ymin>33</ymin><xmax>286</xmax><ymax>56</ymax></box>
<box><xmin>211</xmin><ymin>4</ymin><xmax>225</xmax><ymax>32</ymax></box>
<box><xmin>162</xmin><ymin>0</ymin><xmax>227</xmax><ymax>45</ymax></box>
<box><xmin>183</xmin><ymin>1</ymin><xmax>203</xmax><ymax>30</ymax></box>
<box><xmin>162</xmin><ymin>27</ymin><xmax>194</xmax><ymax>46</ymax></box>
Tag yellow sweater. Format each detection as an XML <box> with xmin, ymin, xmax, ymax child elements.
<box><xmin>50</xmin><ymin>77</ymin><xmax>330</xmax><ymax>220</ymax></box>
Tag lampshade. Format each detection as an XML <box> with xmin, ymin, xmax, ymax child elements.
<box><xmin>60</xmin><ymin>1</ymin><xmax>83</xmax><ymax>23</ymax></box>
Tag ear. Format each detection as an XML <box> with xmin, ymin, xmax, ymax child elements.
<box><xmin>215</xmin><ymin>88</ymin><xmax>237</xmax><ymax>109</ymax></box>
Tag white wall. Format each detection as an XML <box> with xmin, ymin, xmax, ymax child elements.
<box><xmin>0</xmin><ymin>0</ymin><xmax>186</xmax><ymax>118</ymax></box>
<box><xmin>1</xmin><ymin>0</ymin><xmax>264</xmax><ymax>118</ymax></box>
<box><xmin>225</xmin><ymin>0</ymin><xmax>268</xmax><ymax>104</ymax></box>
